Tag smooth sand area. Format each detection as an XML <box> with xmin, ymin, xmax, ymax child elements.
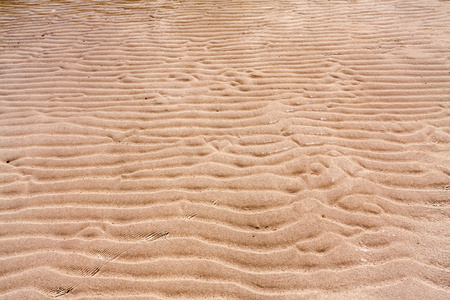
<box><xmin>0</xmin><ymin>0</ymin><xmax>449</xmax><ymax>298</ymax></box>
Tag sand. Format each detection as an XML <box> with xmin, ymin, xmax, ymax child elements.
<box><xmin>0</xmin><ymin>0</ymin><xmax>449</xmax><ymax>299</ymax></box>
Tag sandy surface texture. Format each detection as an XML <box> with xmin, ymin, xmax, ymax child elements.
<box><xmin>1</xmin><ymin>0</ymin><xmax>450</xmax><ymax>299</ymax></box>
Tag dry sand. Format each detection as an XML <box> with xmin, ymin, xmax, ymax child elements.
<box><xmin>0</xmin><ymin>0</ymin><xmax>450</xmax><ymax>299</ymax></box>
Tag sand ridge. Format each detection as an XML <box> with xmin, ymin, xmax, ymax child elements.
<box><xmin>0</xmin><ymin>0</ymin><xmax>449</xmax><ymax>298</ymax></box>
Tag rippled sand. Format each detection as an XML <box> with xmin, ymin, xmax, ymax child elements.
<box><xmin>0</xmin><ymin>0</ymin><xmax>449</xmax><ymax>298</ymax></box>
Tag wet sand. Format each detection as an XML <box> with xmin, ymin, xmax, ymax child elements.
<box><xmin>0</xmin><ymin>0</ymin><xmax>449</xmax><ymax>298</ymax></box>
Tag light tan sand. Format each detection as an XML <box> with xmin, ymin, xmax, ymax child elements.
<box><xmin>0</xmin><ymin>0</ymin><xmax>449</xmax><ymax>298</ymax></box>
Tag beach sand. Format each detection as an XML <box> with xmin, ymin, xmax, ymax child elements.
<box><xmin>0</xmin><ymin>0</ymin><xmax>449</xmax><ymax>298</ymax></box>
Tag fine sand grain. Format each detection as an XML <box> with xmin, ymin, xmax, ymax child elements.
<box><xmin>0</xmin><ymin>0</ymin><xmax>449</xmax><ymax>299</ymax></box>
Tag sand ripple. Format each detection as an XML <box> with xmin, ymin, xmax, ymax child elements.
<box><xmin>0</xmin><ymin>0</ymin><xmax>449</xmax><ymax>298</ymax></box>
